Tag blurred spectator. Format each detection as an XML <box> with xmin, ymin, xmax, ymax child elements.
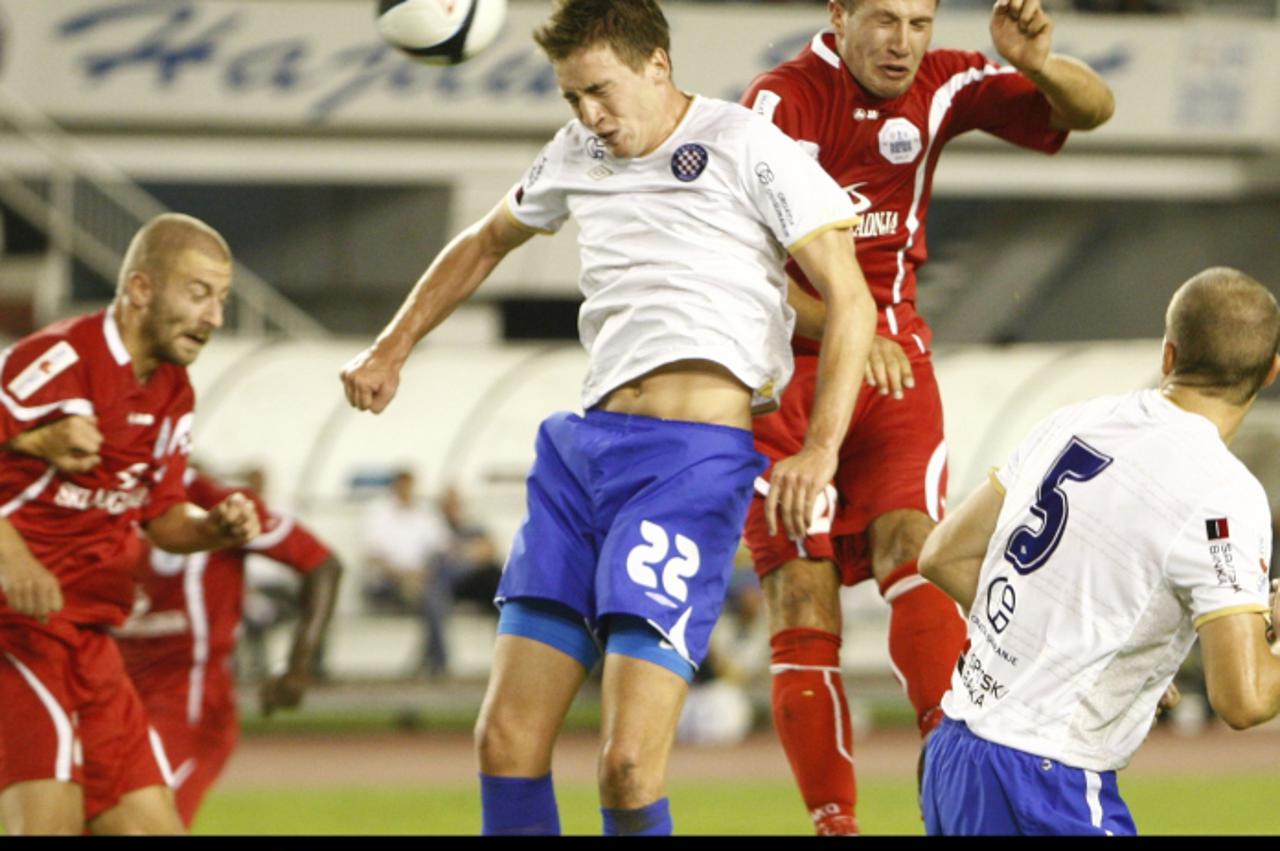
<box><xmin>362</xmin><ymin>468</ymin><xmax>454</xmax><ymax>677</ymax></box>
<box><xmin>437</xmin><ymin>484</ymin><xmax>503</xmax><ymax>615</ymax></box>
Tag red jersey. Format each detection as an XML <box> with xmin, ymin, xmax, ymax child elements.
<box><xmin>116</xmin><ymin>475</ymin><xmax>331</xmax><ymax>724</ymax></box>
<box><xmin>0</xmin><ymin>309</ymin><xmax>193</xmax><ymax>626</ymax></box>
<box><xmin>742</xmin><ymin>32</ymin><xmax>1068</xmax><ymax>357</ymax></box>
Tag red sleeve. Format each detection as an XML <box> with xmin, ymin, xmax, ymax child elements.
<box><xmin>942</xmin><ymin>50</ymin><xmax>1068</xmax><ymax>154</ymax></box>
<box><xmin>247</xmin><ymin>514</ymin><xmax>332</xmax><ymax>574</ymax></box>
<box><xmin>0</xmin><ymin>333</ymin><xmax>94</xmax><ymax>444</ymax></box>
<box><xmin>740</xmin><ymin>68</ymin><xmax>824</xmax><ymax>146</ymax></box>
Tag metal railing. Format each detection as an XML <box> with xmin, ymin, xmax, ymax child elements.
<box><xmin>0</xmin><ymin>86</ymin><xmax>326</xmax><ymax>338</ymax></box>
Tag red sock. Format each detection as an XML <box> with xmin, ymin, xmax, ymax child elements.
<box><xmin>878</xmin><ymin>560</ymin><xmax>967</xmax><ymax>737</ymax></box>
<box><xmin>770</xmin><ymin>628</ymin><xmax>859</xmax><ymax>836</ymax></box>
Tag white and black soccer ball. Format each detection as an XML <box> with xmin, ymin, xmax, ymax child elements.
<box><xmin>376</xmin><ymin>0</ymin><xmax>508</xmax><ymax>66</ymax></box>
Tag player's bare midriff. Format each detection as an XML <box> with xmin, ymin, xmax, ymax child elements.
<box><xmin>595</xmin><ymin>359</ymin><xmax>752</xmax><ymax>430</ymax></box>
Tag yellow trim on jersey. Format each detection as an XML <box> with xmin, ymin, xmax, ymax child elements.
<box><xmin>502</xmin><ymin>198</ymin><xmax>555</xmax><ymax>236</ymax></box>
<box><xmin>1193</xmin><ymin>604</ymin><xmax>1269</xmax><ymax>631</ymax></box>
<box><xmin>785</xmin><ymin>217</ymin><xmax>862</xmax><ymax>254</ymax></box>
<box><xmin>987</xmin><ymin>467</ymin><xmax>1006</xmax><ymax>496</ymax></box>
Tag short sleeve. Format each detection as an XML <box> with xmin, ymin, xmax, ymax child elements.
<box><xmin>246</xmin><ymin>514</ymin><xmax>332</xmax><ymax>573</ymax></box>
<box><xmin>0</xmin><ymin>337</ymin><xmax>95</xmax><ymax>443</ymax></box>
<box><xmin>504</xmin><ymin>127</ymin><xmax>572</xmax><ymax>235</ymax></box>
<box><xmin>944</xmin><ymin>51</ymin><xmax>1069</xmax><ymax>154</ymax></box>
<box><xmin>738</xmin><ymin>118</ymin><xmax>859</xmax><ymax>252</ymax></box>
<box><xmin>1164</xmin><ymin>484</ymin><xmax>1272</xmax><ymax>630</ymax></box>
<box><xmin>741</xmin><ymin>70</ymin><xmax>824</xmax><ymax>158</ymax></box>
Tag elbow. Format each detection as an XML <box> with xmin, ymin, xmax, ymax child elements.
<box><xmin>1209</xmin><ymin>693</ymin><xmax>1273</xmax><ymax>731</ymax></box>
<box><xmin>1074</xmin><ymin>89</ymin><xmax>1115</xmax><ymax>132</ymax></box>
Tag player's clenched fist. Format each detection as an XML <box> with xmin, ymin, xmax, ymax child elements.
<box><xmin>208</xmin><ymin>492</ymin><xmax>261</xmax><ymax>546</ymax></box>
<box><xmin>340</xmin><ymin>345</ymin><xmax>404</xmax><ymax>414</ymax></box>
<box><xmin>0</xmin><ymin>553</ymin><xmax>63</xmax><ymax>621</ymax></box>
<box><xmin>991</xmin><ymin>0</ymin><xmax>1052</xmax><ymax>74</ymax></box>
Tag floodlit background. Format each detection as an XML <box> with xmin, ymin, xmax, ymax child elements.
<box><xmin>1</xmin><ymin>0</ymin><xmax>1279</xmax><ymax>834</ymax></box>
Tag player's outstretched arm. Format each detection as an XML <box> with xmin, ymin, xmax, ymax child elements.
<box><xmin>2</xmin><ymin>415</ymin><xmax>104</xmax><ymax>474</ymax></box>
<box><xmin>990</xmin><ymin>0</ymin><xmax>1115</xmax><ymax>130</ymax></box>
<box><xmin>340</xmin><ymin>201</ymin><xmax>535</xmax><ymax>414</ymax></box>
<box><xmin>919</xmin><ymin>477</ymin><xmax>1005</xmax><ymax>613</ymax></box>
<box><xmin>142</xmin><ymin>493</ymin><xmax>262</xmax><ymax>555</ymax></box>
<box><xmin>1198</xmin><ymin>607</ymin><xmax>1280</xmax><ymax>730</ymax></box>
<box><xmin>766</xmin><ymin>227</ymin><xmax>875</xmax><ymax>541</ymax></box>
<box><xmin>261</xmin><ymin>553</ymin><xmax>343</xmax><ymax>716</ymax></box>
<box><xmin>0</xmin><ymin>517</ymin><xmax>62</xmax><ymax>621</ymax></box>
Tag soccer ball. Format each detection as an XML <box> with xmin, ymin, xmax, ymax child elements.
<box><xmin>376</xmin><ymin>0</ymin><xmax>508</xmax><ymax>66</ymax></box>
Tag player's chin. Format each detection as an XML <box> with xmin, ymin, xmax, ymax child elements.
<box><xmin>161</xmin><ymin>338</ymin><xmax>205</xmax><ymax>366</ymax></box>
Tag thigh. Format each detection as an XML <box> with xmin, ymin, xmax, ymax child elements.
<box><xmin>497</xmin><ymin>412</ymin><xmax>599</xmax><ymax>620</ymax></box>
<box><xmin>598</xmin><ymin>653</ymin><xmax>690</xmax><ymax>806</ymax></box>
<box><xmin>596</xmin><ymin>419</ymin><xmax>766</xmax><ymax>669</ymax></box>
<box><xmin>88</xmin><ymin>784</ymin><xmax>183</xmax><ymax>835</ymax></box>
<box><xmin>0</xmin><ymin>779</ymin><xmax>84</xmax><ymax>835</ymax></box>
<box><xmin>475</xmin><ymin>633</ymin><xmax>590</xmax><ymax>775</ymax></box>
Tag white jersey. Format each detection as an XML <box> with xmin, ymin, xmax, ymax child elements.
<box><xmin>504</xmin><ymin>95</ymin><xmax>859</xmax><ymax>411</ymax></box>
<box><xmin>942</xmin><ymin>389</ymin><xmax>1272</xmax><ymax>772</ymax></box>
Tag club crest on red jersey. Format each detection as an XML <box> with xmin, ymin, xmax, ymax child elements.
<box><xmin>878</xmin><ymin>117</ymin><xmax>922</xmax><ymax>165</ymax></box>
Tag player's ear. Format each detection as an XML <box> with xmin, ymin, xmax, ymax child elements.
<box><xmin>124</xmin><ymin>271</ymin><xmax>155</xmax><ymax>310</ymax></box>
<box><xmin>1160</xmin><ymin>338</ymin><xmax>1177</xmax><ymax>377</ymax></box>
<box><xmin>829</xmin><ymin>0</ymin><xmax>848</xmax><ymax>35</ymax></box>
<box><xmin>1263</xmin><ymin>353</ymin><xmax>1280</xmax><ymax>389</ymax></box>
<box><xmin>648</xmin><ymin>47</ymin><xmax>671</xmax><ymax>82</ymax></box>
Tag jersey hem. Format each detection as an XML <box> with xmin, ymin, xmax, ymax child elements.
<box><xmin>502</xmin><ymin>199</ymin><xmax>555</xmax><ymax>236</ymax></box>
<box><xmin>1193</xmin><ymin>604</ymin><xmax>1268</xmax><ymax>631</ymax></box>
<box><xmin>785</xmin><ymin>217</ymin><xmax>861</xmax><ymax>254</ymax></box>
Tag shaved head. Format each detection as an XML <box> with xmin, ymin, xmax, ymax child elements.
<box><xmin>1165</xmin><ymin>267</ymin><xmax>1280</xmax><ymax>404</ymax></box>
<box><xmin>118</xmin><ymin>213</ymin><xmax>231</xmax><ymax>295</ymax></box>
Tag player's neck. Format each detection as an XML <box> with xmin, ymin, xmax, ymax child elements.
<box><xmin>1159</xmin><ymin>383</ymin><xmax>1252</xmax><ymax>446</ymax></box>
<box><xmin>639</xmin><ymin>88</ymin><xmax>693</xmax><ymax>157</ymax></box>
<box><xmin>112</xmin><ymin>303</ymin><xmax>160</xmax><ymax>383</ymax></box>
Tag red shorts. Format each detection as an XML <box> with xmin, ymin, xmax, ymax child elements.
<box><xmin>744</xmin><ymin>353</ymin><xmax>948</xmax><ymax>585</ymax></box>
<box><xmin>130</xmin><ymin>662</ymin><xmax>238</xmax><ymax>828</ymax></box>
<box><xmin>0</xmin><ymin>620</ymin><xmax>172</xmax><ymax>822</ymax></box>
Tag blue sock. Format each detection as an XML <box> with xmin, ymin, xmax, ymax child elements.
<box><xmin>601</xmin><ymin>798</ymin><xmax>673</xmax><ymax>836</ymax></box>
<box><xmin>480</xmin><ymin>772</ymin><xmax>560</xmax><ymax>835</ymax></box>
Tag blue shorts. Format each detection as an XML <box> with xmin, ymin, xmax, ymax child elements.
<box><xmin>496</xmin><ymin>409</ymin><xmax>766</xmax><ymax>670</ymax></box>
<box><xmin>922</xmin><ymin>717</ymin><xmax>1136</xmax><ymax>836</ymax></box>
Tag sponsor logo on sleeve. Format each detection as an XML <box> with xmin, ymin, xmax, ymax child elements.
<box><xmin>1206</xmin><ymin>517</ymin><xmax>1230</xmax><ymax>540</ymax></box>
<box><xmin>671</xmin><ymin>143</ymin><xmax>709</xmax><ymax>182</ymax></box>
<box><xmin>1209</xmin><ymin>540</ymin><xmax>1242</xmax><ymax>592</ymax></box>
<box><xmin>754</xmin><ymin>162</ymin><xmax>775</xmax><ymax>185</ymax></box>
<box><xmin>751</xmin><ymin>89</ymin><xmax>782</xmax><ymax>123</ymax></box>
<box><xmin>877</xmin><ymin>117</ymin><xmax>922</xmax><ymax>165</ymax></box>
<box><xmin>7</xmin><ymin>341</ymin><xmax>79</xmax><ymax>401</ymax></box>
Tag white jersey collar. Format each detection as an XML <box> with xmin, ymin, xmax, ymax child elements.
<box><xmin>103</xmin><ymin>304</ymin><xmax>132</xmax><ymax>366</ymax></box>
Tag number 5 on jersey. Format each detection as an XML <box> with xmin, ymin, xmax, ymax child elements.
<box><xmin>1004</xmin><ymin>436</ymin><xmax>1113</xmax><ymax>575</ymax></box>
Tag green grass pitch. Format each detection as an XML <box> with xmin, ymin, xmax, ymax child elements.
<box><xmin>192</xmin><ymin>774</ymin><xmax>1280</xmax><ymax>835</ymax></box>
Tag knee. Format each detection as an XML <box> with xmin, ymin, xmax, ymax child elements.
<box><xmin>870</xmin><ymin>511</ymin><xmax>936</xmax><ymax>579</ymax></box>
<box><xmin>763</xmin><ymin>561</ymin><xmax>842</xmax><ymax>633</ymax></box>
<box><xmin>475</xmin><ymin>706</ymin><xmax>547</xmax><ymax>776</ymax></box>
<box><xmin>598</xmin><ymin>741</ymin><xmax>659</xmax><ymax>809</ymax></box>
